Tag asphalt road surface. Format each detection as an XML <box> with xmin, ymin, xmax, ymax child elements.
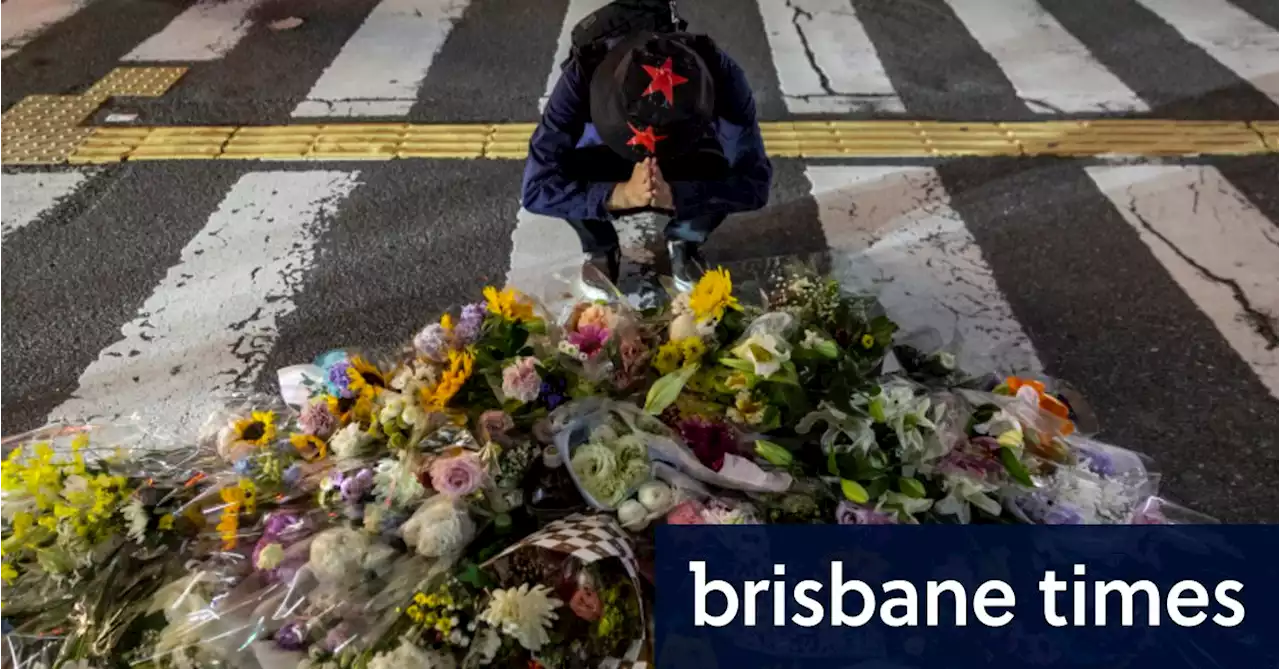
<box><xmin>1</xmin><ymin>0</ymin><xmax>1277</xmax><ymax>522</ymax></box>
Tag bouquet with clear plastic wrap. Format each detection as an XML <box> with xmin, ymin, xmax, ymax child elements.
<box><xmin>1</xmin><ymin>424</ymin><xmax>209</xmax><ymax>669</ymax></box>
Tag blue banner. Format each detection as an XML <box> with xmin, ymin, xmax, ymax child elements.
<box><xmin>654</xmin><ymin>526</ymin><xmax>1277</xmax><ymax>668</ymax></box>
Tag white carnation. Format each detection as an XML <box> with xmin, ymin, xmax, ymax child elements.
<box><xmin>330</xmin><ymin>423</ymin><xmax>372</xmax><ymax>460</ymax></box>
<box><xmin>308</xmin><ymin>527</ymin><xmax>370</xmax><ymax>585</ymax></box>
<box><xmin>400</xmin><ymin>495</ymin><xmax>475</xmax><ymax>558</ymax></box>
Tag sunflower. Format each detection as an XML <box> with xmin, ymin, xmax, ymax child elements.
<box><xmin>289</xmin><ymin>433</ymin><xmax>327</xmax><ymax>461</ymax></box>
<box><xmin>232</xmin><ymin>411</ymin><xmax>277</xmax><ymax>447</ymax></box>
<box><xmin>326</xmin><ymin>394</ymin><xmax>356</xmax><ymax>423</ymax></box>
<box><xmin>688</xmin><ymin>268</ymin><xmax>740</xmax><ymax>322</ymax></box>
<box><xmin>419</xmin><ymin>349</ymin><xmax>475</xmax><ymax>411</ymax></box>
<box><xmin>483</xmin><ymin>286</ymin><xmax>536</xmax><ymax>323</ymax></box>
<box><xmin>346</xmin><ymin>356</ymin><xmax>389</xmax><ymax>399</ymax></box>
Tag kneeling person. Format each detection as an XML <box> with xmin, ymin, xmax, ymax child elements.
<box><xmin>521</xmin><ymin>28</ymin><xmax>772</xmax><ymax>290</ymax></box>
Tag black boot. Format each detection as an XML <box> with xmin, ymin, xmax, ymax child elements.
<box><xmin>585</xmin><ymin>246</ymin><xmax>621</xmax><ymax>285</ymax></box>
<box><xmin>668</xmin><ymin>240</ymin><xmax>705</xmax><ymax>293</ymax></box>
<box><xmin>581</xmin><ymin>247</ymin><xmax>621</xmax><ymax>301</ymax></box>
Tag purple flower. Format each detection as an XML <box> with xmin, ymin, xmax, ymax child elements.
<box><xmin>327</xmin><ymin>360</ymin><xmax>354</xmax><ymax>399</ymax></box>
<box><xmin>340</xmin><ymin>469</ymin><xmax>374</xmax><ymax>504</ymax></box>
<box><xmin>1077</xmin><ymin>447</ymin><xmax>1116</xmax><ymax>477</ymax></box>
<box><xmin>282</xmin><ymin>464</ymin><xmax>302</xmax><ymax>487</ymax></box>
<box><xmin>539</xmin><ymin>377</ymin><xmax>567</xmax><ymax>410</ymax></box>
<box><xmin>275</xmin><ymin>621</ymin><xmax>307</xmax><ymax>651</ymax></box>
<box><xmin>263</xmin><ymin>512</ymin><xmax>302</xmax><ymax>540</ymax></box>
<box><xmin>836</xmin><ymin>501</ymin><xmax>898</xmax><ymax>525</ymax></box>
<box><xmin>299</xmin><ymin>402</ymin><xmax>336</xmax><ymax>438</ymax></box>
<box><xmin>455</xmin><ymin>303</ymin><xmax>486</xmax><ymax>345</ymax></box>
<box><xmin>413</xmin><ymin>323</ymin><xmax>451</xmax><ymax>360</ymax></box>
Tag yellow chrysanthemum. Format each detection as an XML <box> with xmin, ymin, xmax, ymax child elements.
<box><xmin>483</xmin><ymin>286</ymin><xmax>536</xmax><ymax>323</ymax></box>
<box><xmin>289</xmin><ymin>433</ymin><xmax>327</xmax><ymax>461</ymax></box>
<box><xmin>346</xmin><ymin>356</ymin><xmax>389</xmax><ymax>399</ymax></box>
<box><xmin>688</xmin><ymin>268</ymin><xmax>740</xmax><ymax>322</ymax></box>
<box><xmin>1</xmin><ymin>563</ymin><xmax>17</xmax><ymax>584</ymax></box>
<box><xmin>679</xmin><ymin>337</ymin><xmax>706</xmax><ymax>365</ymax></box>
<box><xmin>653</xmin><ymin>341</ymin><xmax>682</xmax><ymax>375</ymax></box>
<box><xmin>419</xmin><ymin>349</ymin><xmax>475</xmax><ymax>411</ymax></box>
<box><xmin>440</xmin><ymin>313</ymin><xmax>455</xmax><ymax>332</ymax></box>
<box><xmin>233</xmin><ymin>411</ymin><xmax>277</xmax><ymax>447</ymax></box>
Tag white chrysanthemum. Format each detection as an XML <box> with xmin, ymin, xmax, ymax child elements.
<box><xmin>467</xmin><ymin>627</ymin><xmax>502</xmax><ymax>666</ymax></box>
<box><xmin>122</xmin><ymin>497</ymin><xmax>149</xmax><ymax>542</ymax></box>
<box><xmin>479</xmin><ymin>583</ymin><xmax>563</xmax><ymax>652</ymax></box>
<box><xmin>308</xmin><ymin>527</ymin><xmax>371</xmax><ymax>585</ymax></box>
<box><xmin>400</xmin><ymin>495</ymin><xmax>475</xmax><ymax>558</ymax></box>
<box><xmin>330</xmin><ymin>423</ymin><xmax>373</xmax><ymax>460</ymax></box>
<box><xmin>368</xmin><ymin>639</ymin><xmax>456</xmax><ymax>669</ymax></box>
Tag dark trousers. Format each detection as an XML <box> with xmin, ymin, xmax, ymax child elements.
<box><xmin>561</xmin><ymin>145</ymin><xmax>729</xmax><ymax>255</ymax></box>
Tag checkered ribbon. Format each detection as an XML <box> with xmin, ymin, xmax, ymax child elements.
<box><xmin>485</xmin><ymin>513</ymin><xmax>650</xmax><ymax>667</ymax></box>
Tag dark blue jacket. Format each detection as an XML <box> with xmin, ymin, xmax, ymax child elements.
<box><xmin>521</xmin><ymin>46</ymin><xmax>772</xmax><ymax>221</ymax></box>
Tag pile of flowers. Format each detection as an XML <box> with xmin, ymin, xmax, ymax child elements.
<box><xmin>1</xmin><ymin>265</ymin><xmax>1214</xmax><ymax>669</ymax></box>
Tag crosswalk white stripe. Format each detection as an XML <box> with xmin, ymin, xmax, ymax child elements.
<box><xmin>2</xmin><ymin>171</ymin><xmax>92</xmax><ymax>242</ymax></box>
<box><xmin>511</xmin><ymin>0</ymin><xmax>611</xmax><ymax>302</ymax></box>
<box><xmin>755</xmin><ymin>0</ymin><xmax>904</xmax><ymax>114</ymax></box>
<box><xmin>1134</xmin><ymin>0</ymin><xmax>1279</xmax><ymax>103</ymax></box>
<box><xmin>540</xmin><ymin>0</ymin><xmax>612</xmax><ymax>112</ymax></box>
<box><xmin>121</xmin><ymin>0</ymin><xmax>261</xmax><ymax>62</ymax></box>
<box><xmin>943</xmin><ymin>0</ymin><xmax>1148</xmax><ymax>113</ymax></box>
<box><xmin>47</xmin><ymin>170</ymin><xmax>362</xmax><ymax>439</ymax></box>
<box><xmin>1</xmin><ymin>0</ymin><xmax>91</xmax><ymax>60</ymax></box>
<box><xmin>293</xmin><ymin>0</ymin><xmax>470</xmax><ymax>118</ymax></box>
<box><xmin>807</xmin><ymin>165</ymin><xmax>1043</xmax><ymax>375</ymax></box>
<box><xmin>1086</xmin><ymin>164</ymin><xmax>1278</xmax><ymax>398</ymax></box>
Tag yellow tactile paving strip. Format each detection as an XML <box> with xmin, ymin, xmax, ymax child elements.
<box><xmin>3</xmin><ymin>68</ymin><xmax>1277</xmax><ymax>165</ymax></box>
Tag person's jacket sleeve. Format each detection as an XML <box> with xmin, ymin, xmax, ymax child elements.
<box><xmin>669</xmin><ymin>48</ymin><xmax>772</xmax><ymax>219</ymax></box>
<box><xmin>521</xmin><ymin>62</ymin><xmax>616</xmax><ymax>221</ymax></box>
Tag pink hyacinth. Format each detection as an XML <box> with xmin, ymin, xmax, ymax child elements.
<box><xmin>567</xmin><ymin>323</ymin><xmax>611</xmax><ymax>359</ymax></box>
<box><xmin>299</xmin><ymin>401</ymin><xmax>336</xmax><ymax>438</ymax></box>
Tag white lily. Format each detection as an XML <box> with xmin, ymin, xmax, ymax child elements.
<box><xmin>731</xmin><ymin>332</ymin><xmax>790</xmax><ymax>378</ymax></box>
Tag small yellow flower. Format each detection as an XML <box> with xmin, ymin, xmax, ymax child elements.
<box><xmin>440</xmin><ymin>313</ymin><xmax>455</xmax><ymax>333</ymax></box>
<box><xmin>414</xmin><ymin>592</ymin><xmax>429</xmax><ymax>606</ymax></box>
<box><xmin>483</xmin><ymin>286</ymin><xmax>536</xmax><ymax>323</ymax></box>
<box><xmin>232</xmin><ymin>411</ymin><xmax>277</xmax><ymax>447</ymax></box>
<box><xmin>158</xmin><ymin>514</ymin><xmax>175</xmax><ymax>531</ymax></box>
<box><xmin>289</xmin><ymin>433</ymin><xmax>328</xmax><ymax>461</ymax></box>
<box><xmin>688</xmin><ymin>268</ymin><xmax>741</xmax><ymax>322</ymax></box>
<box><xmin>653</xmin><ymin>341</ymin><xmax>682</xmax><ymax>375</ymax></box>
<box><xmin>679</xmin><ymin>337</ymin><xmax>706</xmax><ymax>365</ymax></box>
<box><xmin>860</xmin><ymin>333</ymin><xmax>876</xmax><ymax>349</ymax></box>
<box><xmin>406</xmin><ymin>605</ymin><xmax>423</xmax><ymax>622</ymax></box>
<box><xmin>1</xmin><ymin>562</ymin><xmax>17</xmax><ymax>584</ymax></box>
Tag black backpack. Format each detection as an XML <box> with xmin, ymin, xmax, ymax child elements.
<box><xmin>568</xmin><ymin>0</ymin><xmax>687</xmax><ymax>68</ymax></box>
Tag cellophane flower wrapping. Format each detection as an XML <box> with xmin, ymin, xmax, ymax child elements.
<box><xmin>481</xmin><ymin>513</ymin><xmax>649</xmax><ymax>669</ymax></box>
<box><xmin>1</xmin><ymin>423</ymin><xmax>209</xmax><ymax>668</ymax></box>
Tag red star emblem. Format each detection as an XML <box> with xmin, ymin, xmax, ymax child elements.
<box><xmin>626</xmin><ymin>123</ymin><xmax>666</xmax><ymax>154</ymax></box>
<box><xmin>641</xmin><ymin>57</ymin><xmax>689</xmax><ymax>105</ymax></box>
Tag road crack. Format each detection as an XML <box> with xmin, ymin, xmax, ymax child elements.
<box><xmin>785</xmin><ymin>0</ymin><xmax>846</xmax><ymax>98</ymax></box>
<box><xmin>1125</xmin><ymin>194</ymin><xmax>1278</xmax><ymax>349</ymax></box>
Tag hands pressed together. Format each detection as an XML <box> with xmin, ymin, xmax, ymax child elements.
<box><xmin>608</xmin><ymin>158</ymin><xmax>674</xmax><ymax>211</ymax></box>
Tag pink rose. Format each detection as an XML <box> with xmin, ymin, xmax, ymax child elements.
<box><xmin>666</xmin><ymin>500</ymin><xmax>707</xmax><ymax>525</ymax></box>
<box><xmin>428</xmin><ymin>452</ymin><xmax>486</xmax><ymax>497</ymax></box>
<box><xmin>570</xmin><ymin>587</ymin><xmax>603</xmax><ymax>621</ymax></box>
<box><xmin>477</xmin><ymin>410</ymin><xmax>515</xmax><ymax>444</ymax></box>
